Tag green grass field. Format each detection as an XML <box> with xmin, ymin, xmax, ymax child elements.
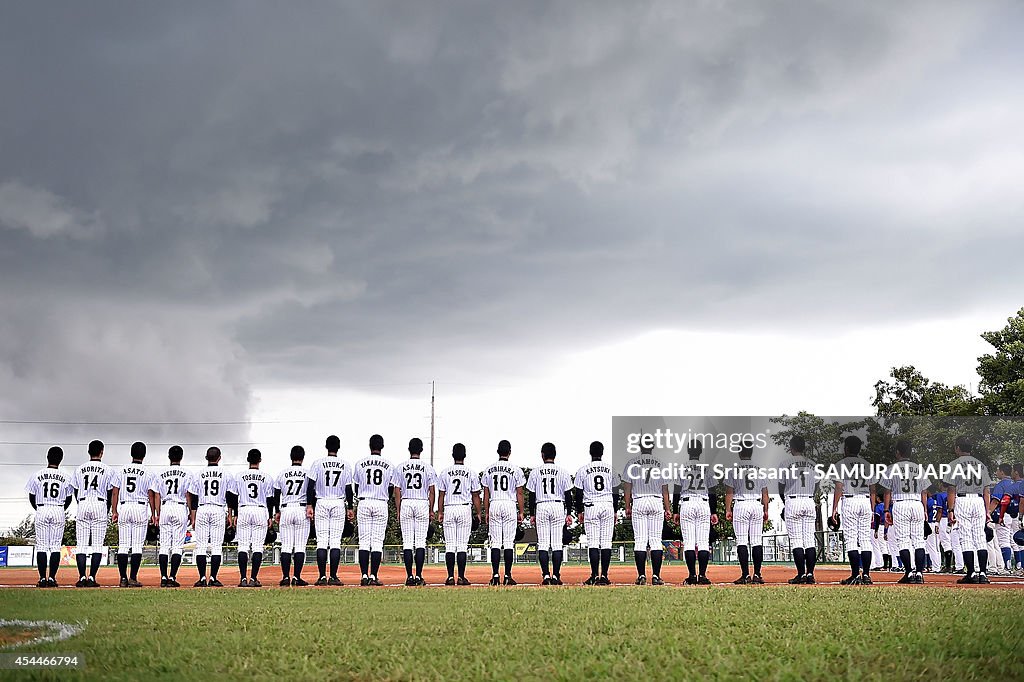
<box><xmin>0</xmin><ymin>588</ymin><xmax>1018</xmax><ymax>681</ymax></box>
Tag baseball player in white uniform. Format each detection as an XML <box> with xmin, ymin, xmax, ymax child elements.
<box><xmin>623</xmin><ymin>440</ymin><xmax>673</xmax><ymax>585</ymax></box>
<box><xmin>482</xmin><ymin>439</ymin><xmax>526</xmax><ymax>585</ymax></box>
<box><xmin>275</xmin><ymin>445</ymin><xmax>311</xmax><ymax>586</ymax></box>
<box><xmin>188</xmin><ymin>446</ymin><xmax>233</xmax><ymax>587</ymax></box>
<box><xmin>944</xmin><ymin>436</ymin><xmax>994</xmax><ymax>584</ymax></box>
<box><xmin>231</xmin><ymin>448</ymin><xmax>274</xmax><ymax>587</ymax></box>
<box><xmin>306</xmin><ymin>435</ymin><xmax>354</xmax><ymax>586</ymax></box>
<box><xmin>110</xmin><ymin>441</ymin><xmax>152</xmax><ymax>588</ymax></box>
<box><xmin>779</xmin><ymin>436</ymin><xmax>819</xmax><ymax>584</ymax></box>
<box><xmin>437</xmin><ymin>442</ymin><xmax>482</xmax><ymax>585</ymax></box>
<box><xmin>724</xmin><ymin>442</ymin><xmax>770</xmax><ymax>584</ymax></box>
<box><xmin>526</xmin><ymin>442</ymin><xmax>574</xmax><ymax>585</ymax></box>
<box><xmin>70</xmin><ymin>439</ymin><xmax>112</xmax><ymax>587</ymax></box>
<box><xmin>149</xmin><ymin>445</ymin><xmax>193</xmax><ymax>588</ymax></box>
<box><xmin>674</xmin><ymin>440</ymin><xmax>718</xmax><ymax>586</ymax></box>
<box><xmin>353</xmin><ymin>434</ymin><xmax>393</xmax><ymax>586</ymax></box>
<box><xmin>574</xmin><ymin>441</ymin><xmax>620</xmax><ymax>585</ymax></box>
<box><xmin>25</xmin><ymin>446</ymin><xmax>74</xmax><ymax>587</ymax></box>
<box><xmin>393</xmin><ymin>437</ymin><xmax>437</xmax><ymax>586</ymax></box>
<box><xmin>880</xmin><ymin>439</ymin><xmax>930</xmax><ymax>584</ymax></box>
<box><xmin>829</xmin><ymin>435</ymin><xmax>878</xmax><ymax>585</ymax></box>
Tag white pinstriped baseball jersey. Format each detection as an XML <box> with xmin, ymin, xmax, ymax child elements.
<box><xmin>71</xmin><ymin>461</ymin><xmax>111</xmax><ymax>503</ymax></box>
<box><xmin>481</xmin><ymin>461</ymin><xmax>524</xmax><ymax>502</ymax></box>
<box><xmin>526</xmin><ymin>465</ymin><xmax>573</xmax><ymax>502</ymax></box>
<box><xmin>941</xmin><ymin>455</ymin><xmax>993</xmax><ymax>494</ymax></box>
<box><xmin>306</xmin><ymin>456</ymin><xmax>352</xmax><ymax>499</ymax></box>
<box><xmin>676</xmin><ymin>462</ymin><xmax>714</xmax><ymax>497</ymax></box>
<box><xmin>880</xmin><ymin>461</ymin><xmax>930</xmax><ymax>501</ymax></box>
<box><xmin>149</xmin><ymin>466</ymin><xmax>193</xmax><ymax>505</ymax></box>
<box><xmin>353</xmin><ymin>456</ymin><xmax>393</xmax><ymax>500</ymax></box>
<box><xmin>26</xmin><ymin>467</ymin><xmax>73</xmax><ymax>506</ymax></box>
<box><xmin>622</xmin><ymin>456</ymin><xmax>668</xmax><ymax>498</ymax></box>
<box><xmin>393</xmin><ymin>459</ymin><xmax>437</xmax><ymax>500</ymax></box>
<box><xmin>233</xmin><ymin>469</ymin><xmax>273</xmax><ymax>506</ymax></box>
<box><xmin>189</xmin><ymin>467</ymin><xmax>232</xmax><ymax>506</ymax></box>
<box><xmin>831</xmin><ymin>456</ymin><xmax>878</xmax><ymax>494</ymax></box>
<box><xmin>724</xmin><ymin>463</ymin><xmax>769</xmax><ymax>501</ymax></box>
<box><xmin>110</xmin><ymin>464</ymin><xmax>152</xmax><ymax>503</ymax></box>
<box><xmin>437</xmin><ymin>465</ymin><xmax>481</xmax><ymax>503</ymax></box>
<box><xmin>573</xmin><ymin>462</ymin><xmax>620</xmax><ymax>504</ymax></box>
<box><xmin>779</xmin><ymin>456</ymin><xmax>818</xmax><ymax>496</ymax></box>
<box><xmin>275</xmin><ymin>465</ymin><xmax>308</xmax><ymax>505</ymax></box>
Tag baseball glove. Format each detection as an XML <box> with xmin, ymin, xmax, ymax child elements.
<box><xmin>342</xmin><ymin>518</ymin><xmax>354</xmax><ymax>539</ymax></box>
<box><xmin>1014</xmin><ymin>529</ymin><xmax>1024</xmax><ymax>547</ymax></box>
<box><xmin>515</xmin><ymin>524</ymin><xmax>525</xmax><ymax>543</ymax></box>
<box><xmin>562</xmin><ymin>524</ymin><xmax>573</xmax><ymax>546</ymax></box>
<box><xmin>827</xmin><ymin>515</ymin><xmax>841</xmax><ymax>532</ymax></box>
<box><xmin>224</xmin><ymin>524</ymin><xmax>236</xmax><ymax>544</ymax></box>
<box><xmin>923</xmin><ymin>522</ymin><xmax>932</xmax><ymax>538</ymax></box>
<box><xmin>426</xmin><ymin>522</ymin><xmax>437</xmax><ymax>544</ymax></box>
<box><xmin>985</xmin><ymin>525</ymin><xmax>994</xmax><ymax>542</ymax></box>
<box><xmin>266</xmin><ymin>527</ymin><xmax>278</xmax><ymax>544</ymax></box>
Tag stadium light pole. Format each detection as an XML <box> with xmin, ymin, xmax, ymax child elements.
<box><xmin>430</xmin><ymin>380</ymin><xmax>435</xmax><ymax>467</ymax></box>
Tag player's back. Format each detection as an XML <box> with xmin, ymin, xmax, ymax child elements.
<box><xmin>113</xmin><ymin>463</ymin><xmax>151</xmax><ymax>503</ymax></box>
<box><xmin>235</xmin><ymin>469</ymin><xmax>272</xmax><ymax>505</ymax></box>
<box><xmin>438</xmin><ymin>465</ymin><xmax>479</xmax><ymax>504</ymax></box>
<box><xmin>72</xmin><ymin>461</ymin><xmax>111</xmax><ymax>502</ymax></box>
<box><xmin>833</xmin><ymin>456</ymin><xmax>876</xmax><ymax>495</ymax></box>
<box><xmin>27</xmin><ymin>467</ymin><xmax>73</xmax><ymax>504</ymax></box>
<box><xmin>482</xmin><ymin>460</ymin><xmax>524</xmax><ymax>502</ymax></box>
<box><xmin>276</xmin><ymin>465</ymin><xmax>308</xmax><ymax>505</ymax></box>
<box><xmin>725</xmin><ymin>463</ymin><xmax>767</xmax><ymax>500</ymax></box>
<box><xmin>943</xmin><ymin>455</ymin><xmax>992</xmax><ymax>495</ymax></box>
<box><xmin>393</xmin><ymin>459</ymin><xmax>436</xmax><ymax>500</ymax></box>
<box><xmin>884</xmin><ymin>461</ymin><xmax>929</xmax><ymax>500</ymax></box>
<box><xmin>306</xmin><ymin>456</ymin><xmax>350</xmax><ymax>499</ymax></box>
<box><xmin>191</xmin><ymin>466</ymin><xmax>231</xmax><ymax>506</ymax></box>
<box><xmin>676</xmin><ymin>461</ymin><xmax>713</xmax><ymax>496</ymax></box>
<box><xmin>152</xmin><ymin>466</ymin><xmax>191</xmax><ymax>504</ymax></box>
<box><xmin>622</xmin><ymin>455</ymin><xmax>666</xmax><ymax>497</ymax></box>
<box><xmin>574</xmin><ymin>462</ymin><xmax>619</xmax><ymax>503</ymax></box>
<box><xmin>528</xmin><ymin>465</ymin><xmax>572</xmax><ymax>502</ymax></box>
<box><xmin>354</xmin><ymin>455</ymin><xmax>392</xmax><ymax>500</ymax></box>
<box><xmin>780</xmin><ymin>455</ymin><xmax>818</xmax><ymax>496</ymax></box>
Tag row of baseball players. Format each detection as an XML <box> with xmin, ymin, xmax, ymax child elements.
<box><xmin>25</xmin><ymin>431</ymin><xmax>1015</xmax><ymax>587</ymax></box>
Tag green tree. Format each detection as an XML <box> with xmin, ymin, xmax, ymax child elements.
<box><xmin>978</xmin><ymin>307</ymin><xmax>1024</xmax><ymax>415</ymax></box>
<box><xmin>1</xmin><ymin>515</ymin><xmax>35</xmax><ymax>545</ymax></box>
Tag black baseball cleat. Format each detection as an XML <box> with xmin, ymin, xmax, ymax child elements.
<box><xmin>583</xmin><ymin>575</ymin><xmax>598</xmax><ymax>585</ymax></box>
<box><xmin>36</xmin><ymin>579</ymin><xmax>48</xmax><ymax>588</ymax></box>
<box><xmin>406</xmin><ymin>576</ymin><xmax>418</xmax><ymax>587</ymax></box>
<box><xmin>360</xmin><ymin>576</ymin><xmax>370</xmax><ymax>587</ymax></box>
<box><xmin>292</xmin><ymin>577</ymin><xmax>309</xmax><ymax>587</ymax></box>
<box><xmin>542</xmin><ymin>576</ymin><xmax>552</xmax><ymax>586</ymax></box>
<box><xmin>249</xmin><ymin>579</ymin><xmax>262</xmax><ymax>588</ymax></box>
<box><xmin>897</xmin><ymin>574</ymin><xmax>914</xmax><ymax>584</ymax></box>
<box><xmin>167</xmin><ymin>578</ymin><xmax>180</xmax><ymax>588</ymax></box>
<box><xmin>788</xmin><ymin>574</ymin><xmax>805</xmax><ymax>584</ymax></box>
<box><xmin>76</xmin><ymin>577</ymin><xmax>89</xmax><ymax>588</ymax></box>
<box><xmin>445</xmin><ymin>577</ymin><xmax>456</xmax><ymax>586</ymax></box>
<box><xmin>859</xmin><ymin>575</ymin><xmax>873</xmax><ymax>585</ymax></box>
<box><xmin>911</xmin><ymin>573</ymin><xmax>924</xmax><ymax>584</ymax></box>
<box><xmin>119</xmin><ymin>578</ymin><xmax>130</xmax><ymax>588</ymax></box>
<box><xmin>370</xmin><ymin>577</ymin><xmax>383</xmax><ymax>586</ymax></box>
<box><xmin>87</xmin><ymin>576</ymin><xmax>99</xmax><ymax>587</ymax></box>
<box><xmin>209</xmin><ymin>579</ymin><xmax>224</xmax><ymax>587</ymax></box>
<box><xmin>457</xmin><ymin>577</ymin><xmax>471</xmax><ymax>586</ymax></box>
<box><xmin>552</xmin><ymin>576</ymin><xmax>563</xmax><ymax>586</ymax></box>
<box><xmin>328</xmin><ymin>577</ymin><xmax>344</xmax><ymax>586</ymax></box>
<box><xmin>597</xmin><ymin>576</ymin><xmax>611</xmax><ymax>585</ymax></box>
<box><xmin>751</xmin><ymin>575</ymin><xmax>765</xmax><ymax>584</ymax></box>
<box><xmin>840</xmin><ymin>576</ymin><xmax>861</xmax><ymax>585</ymax></box>
<box><xmin>48</xmin><ymin>578</ymin><xmax>59</xmax><ymax>587</ymax></box>
<box><xmin>803</xmin><ymin>574</ymin><xmax>815</xmax><ymax>584</ymax></box>
<box><xmin>697</xmin><ymin>575</ymin><xmax>712</xmax><ymax>585</ymax></box>
<box><xmin>415</xmin><ymin>576</ymin><xmax>426</xmax><ymax>586</ymax></box>
<box><xmin>194</xmin><ymin>578</ymin><xmax>208</xmax><ymax>588</ymax></box>
<box><xmin>956</xmin><ymin>574</ymin><xmax>978</xmax><ymax>584</ymax></box>
<box><xmin>503</xmin><ymin>575</ymin><xmax>517</xmax><ymax>586</ymax></box>
<box><xmin>129</xmin><ymin>579</ymin><xmax>143</xmax><ymax>588</ymax></box>
<box><xmin>684</xmin><ymin>576</ymin><xmax>698</xmax><ymax>585</ymax></box>
<box><xmin>279</xmin><ymin>577</ymin><xmax>291</xmax><ymax>587</ymax></box>
<box><xmin>159</xmin><ymin>577</ymin><xmax>168</xmax><ymax>587</ymax></box>
<box><xmin>976</xmin><ymin>573</ymin><xmax>990</xmax><ymax>584</ymax></box>
<box><xmin>733</xmin><ymin>575</ymin><xmax>751</xmax><ymax>585</ymax></box>
<box><xmin>651</xmin><ymin>576</ymin><xmax>665</xmax><ymax>586</ymax></box>
<box><xmin>238</xmin><ymin>578</ymin><xmax>249</xmax><ymax>588</ymax></box>
<box><xmin>316</xmin><ymin>576</ymin><xmax>329</xmax><ymax>586</ymax></box>
<box><xmin>634</xmin><ymin>575</ymin><xmax>646</xmax><ymax>586</ymax></box>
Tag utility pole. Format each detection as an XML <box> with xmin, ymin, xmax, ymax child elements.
<box><xmin>429</xmin><ymin>380</ymin><xmax>436</xmax><ymax>467</ymax></box>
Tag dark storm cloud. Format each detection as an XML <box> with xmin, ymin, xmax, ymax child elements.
<box><xmin>1</xmin><ymin>0</ymin><xmax>1022</xmax><ymax>411</ymax></box>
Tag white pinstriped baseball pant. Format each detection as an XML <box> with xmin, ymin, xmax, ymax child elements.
<box><xmin>443</xmin><ymin>504</ymin><xmax>472</xmax><ymax>553</ymax></box>
<box><xmin>75</xmin><ymin>499</ymin><xmax>108</xmax><ymax>555</ymax></box>
<box><xmin>195</xmin><ymin>504</ymin><xmax>227</xmax><ymax>556</ymax></box>
<box><xmin>158</xmin><ymin>501</ymin><xmax>188</xmax><ymax>555</ymax></box>
<box><xmin>237</xmin><ymin>506</ymin><xmax>269</xmax><ymax>554</ymax></box>
<box><xmin>358</xmin><ymin>498</ymin><xmax>388</xmax><ymax>552</ymax></box>
<box><xmin>117</xmin><ymin>501</ymin><xmax>149</xmax><ymax>554</ymax></box>
<box><xmin>400</xmin><ymin>499</ymin><xmax>430</xmax><ymax>550</ymax></box>
<box><xmin>583</xmin><ymin>501</ymin><xmax>614</xmax><ymax>549</ymax></box>
<box><xmin>279</xmin><ymin>506</ymin><xmax>310</xmax><ymax>553</ymax></box>
<box><xmin>34</xmin><ymin>506</ymin><xmax>66</xmax><ymax>553</ymax></box>
<box><xmin>785</xmin><ymin>497</ymin><xmax>815</xmax><ymax>550</ymax></box>
<box><xmin>631</xmin><ymin>496</ymin><xmax>663</xmax><ymax>552</ymax></box>
<box><xmin>536</xmin><ymin>502</ymin><xmax>565</xmax><ymax>552</ymax></box>
<box><xmin>680</xmin><ymin>498</ymin><xmax>711</xmax><ymax>552</ymax></box>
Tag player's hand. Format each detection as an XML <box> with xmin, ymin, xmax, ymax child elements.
<box><xmin>306</xmin><ymin>505</ymin><xmax>315</xmax><ymax>521</ymax></box>
<box><xmin>762</xmin><ymin>509</ymin><xmax>769</xmax><ymax>522</ymax></box>
<box><xmin>346</xmin><ymin>509</ymin><xmax>355</xmax><ymax>521</ymax></box>
<box><xmin>725</xmin><ymin>511</ymin><xmax>732</xmax><ymax>522</ymax></box>
<box><xmin>267</xmin><ymin>516</ymin><xmax>273</xmax><ymax>527</ymax></box>
<box><xmin>274</xmin><ymin>512</ymin><xmax>280</xmax><ymax>524</ymax></box>
<box><xmin>948</xmin><ymin>510</ymin><xmax>956</xmax><ymax>525</ymax></box>
<box><xmin>518</xmin><ymin>511</ymin><xmax>524</xmax><ymax>524</ymax></box>
<box><xmin>111</xmin><ymin>510</ymin><xmax>119</xmax><ymax>523</ymax></box>
<box><xmin>625</xmin><ymin>506</ymin><xmax>632</xmax><ymax>519</ymax></box>
<box><xmin>482</xmin><ymin>511</ymin><xmax>489</xmax><ymax>524</ymax></box>
<box><xmin>885</xmin><ymin>512</ymin><xmax>892</xmax><ymax>527</ymax></box>
<box><xmin>577</xmin><ymin>513</ymin><xmax>584</xmax><ymax>525</ymax></box>
<box><xmin>530</xmin><ymin>515</ymin><xmax>537</xmax><ymax>526</ymax></box>
<box><xmin>152</xmin><ymin>514</ymin><xmax>159</xmax><ymax>525</ymax></box>
<box><xmin>437</xmin><ymin>511</ymin><xmax>444</xmax><ymax>524</ymax></box>
<box><xmin>672</xmin><ymin>513</ymin><xmax>679</xmax><ymax>525</ymax></box>
<box><xmin>565</xmin><ymin>515</ymin><xmax>573</xmax><ymax>527</ymax></box>
<box><xmin>710</xmin><ymin>513</ymin><xmax>719</xmax><ymax>525</ymax></box>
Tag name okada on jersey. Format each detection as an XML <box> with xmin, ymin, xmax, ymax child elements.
<box><xmin>624</xmin><ymin>462</ymin><xmax>984</xmax><ymax>482</ymax></box>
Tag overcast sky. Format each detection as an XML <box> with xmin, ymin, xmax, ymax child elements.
<box><xmin>2</xmin><ymin>2</ymin><xmax>1022</xmax><ymax>527</ymax></box>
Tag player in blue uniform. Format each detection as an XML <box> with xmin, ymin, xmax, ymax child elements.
<box><xmin>991</xmin><ymin>464</ymin><xmax>1016</xmax><ymax>572</ymax></box>
<box><xmin>924</xmin><ymin>491</ymin><xmax>940</xmax><ymax>572</ymax></box>
<box><xmin>933</xmin><ymin>488</ymin><xmax>951</xmax><ymax>572</ymax></box>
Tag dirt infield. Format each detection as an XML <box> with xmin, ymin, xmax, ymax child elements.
<box><xmin>2</xmin><ymin>563</ymin><xmax>1022</xmax><ymax>588</ymax></box>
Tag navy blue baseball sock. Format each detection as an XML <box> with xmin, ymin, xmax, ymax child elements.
<box><xmin>847</xmin><ymin>551</ymin><xmax>860</xmax><ymax>577</ymax></box>
<box><xmin>634</xmin><ymin>550</ymin><xmax>647</xmax><ymax>577</ymax></box>
<box><xmin>251</xmin><ymin>552</ymin><xmax>262</xmax><ymax>580</ymax></box>
<box><xmin>36</xmin><ymin>551</ymin><xmax>46</xmax><ymax>580</ymax></box>
<box><xmin>490</xmin><ymin>548</ymin><xmax>500</xmax><ymax>576</ymax></box>
<box><xmin>238</xmin><ymin>551</ymin><xmax>249</xmax><ymax>580</ymax></box>
<box><xmin>329</xmin><ymin>548</ymin><xmax>341</xmax><ymax>578</ymax></box>
<box><xmin>650</xmin><ymin>549</ymin><xmax>664</xmax><ymax>577</ymax></box>
<box><xmin>293</xmin><ymin>552</ymin><xmax>305</xmax><ymax>579</ymax></box>
<box><xmin>588</xmin><ymin>548</ymin><xmax>600</xmax><ymax>577</ymax></box>
<box><xmin>48</xmin><ymin>551</ymin><xmax>60</xmax><ymax>580</ymax></box>
<box><xmin>752</xmin><ymin>545</ymin><xmax>764</xmax><ymax>575</ymax></box>
<box><xmin>170</xmin><ymin>553</ymin><xmax>182</xmax><ymax>579</ymax></box>
<box><xmin>89</xmin><ymin>552</ymin><xmax>102</xmax><ymax>578</ymax></box>
<box><xmin>159</xmin><ymin>553</ymin><xmax>169</xmax><ymax>578</ymax></box>
<box><xmin>684</xmin><ymin>549</ymin><xmax>697</xmax><ymax>578</ymax></box>
<box><xmin>370</xmin><ymin>551</ymin><xmax>382</xmax><ymax>577</ymax></box>
<box><xmin>737</xmin><ymin>545</ymin><xmax>749</xmax><ymax>576</ymax></box>
<box><xmin>539</xmin><ymin>550</ymin><xmax>550</xmax><ymax>577</ymax></box>
<box><xmin>977</xmin><ymin>549</ymin><xmax>988</xmax><ymax>574</ymax></box>
<box><xmin>964</xmin><ymin>551</ymin><xmax>975</xmax><ymax>576</ymax></box>
<box><xmin>76</xmin><ymin>553</ymin><xmax>87</xmax><ymax>579</ymax></box>
<box><xmin>697</xmin><ymin>550</ymin><xmax>710</xmax><ymax>576</ymax></box>
<box><xmin>357</xmin><ymin>549</ymin><xmax>369</xmax><ymax>576</ymax></box>
<box><xmin>210</xmin><ymin>555</ymin><xmax>221</xmax><ymax>579</ymax></box>
<box><xmin>196</xmin><ymin>554</ymin><xmax>207</xmax><ymax>579</ymax></box>
<box><xmin>502</xmin><ymin>548</ymin><xmax>514</xmax><ymax>576</ymax></box>
<box><xmin>793</xmin><ymin>547</ymin><xmax>806</xmax><ymax>575</ymax></box>
<box><xmin>600</xmin><ymin>548</ymin><xmax>612</xmax><ymax>576</ymax></box>
<box><xmin>913</xmin><ymin>547</ymin><xmax>925</xmax><ymax>574</ymax></box>
<box><xmin>117</xmin><ymin>553</ymin><xmax>129</xmax><ymax>580</ymax></box>
<box><xmin>805</xmin><ymin>548</ymin><xmax>816</xmax><ymax>575</ymax></box>
<box><xmin>415</xmin><ymin>548</ymin><xmax>425</xmax><ymax>577</ymax></box>
<box><xmin>403</xmin><ymin>548</ymin><xmax>414</xmax><ymax>577</ymax></box>
<box><xmin>899</xmin><ymin>549</ymin><xmax>912</xmax><ymax>576</ymax></box>
<box><xmin>552</xmin><ymin>550</ymin><xmax>563</xmax><ymax>578</ymax></box>
<box><xmin>859</xmin><ymin>551</ymin><xmax>872</xmax><ymax>576</ymax></box>
<box><xmin>457</xmin><ymin>552</ymin><xmax>467</xmax><ymax>578</ymax></box>
<box><xmin>445</xmin><ymin>552</ymin><xmax>456</xmax><ymax>578</ymax></box>
<box><xmin>281</xmin><ymin>552</ymin><xmax>292</xmax><ymax>578</ymax></box>
<box><xmin>318</xmin><ymin>548</ymin><xmax>329</xmax><ymax>577</ymax></box>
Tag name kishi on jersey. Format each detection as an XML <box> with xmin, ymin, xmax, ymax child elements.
<box><xmin>527</xmin><ymin>466</ymin><xmax>571</xmax><ymax>502</ymax></box>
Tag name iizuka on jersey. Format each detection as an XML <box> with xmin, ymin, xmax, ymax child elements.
<box><xmin>482</xmin><ymin>463</ymin><xmax>524</xmax><ymax>502</ymax></box>
<box><xmin>437</xmin><ymin>466</ymin><xmax>480</xmax><ymax>504</ymax></box>
<box><xmin>393</xmin><ymin>460</ymin><xmax>437</xmax><ymax>500</ymax></box>
<box><xmin>191</xmin><ymin>468</ymin><xmax>231</xmax><ymax>506</ymax></box>
<box><xmin>574</xmin><ymin>463</ymin><xmax>619</xmax><ymax>504</ymax></box>
<box><xmin>151</xmin><ymin>467</ymin><xmax>192</xmax><ymax>504</ymax></box>
<box><xmin>113</xmin><ymin>465</ymin><xmax>151</xmax><ymax>503</ymax></box>
<box><xmin>307</xmin><ymin>457</ymin><xmax>351</xmax><ymax>499</ymax></box>
<box><xmin>71</xmin><ymin>462</ymin><xmax>110</xmax><ymax>502</ymax></box>
<box><xmin>355</xmin><ymin>457</ymin><xmax>393</xmax><ymax>500</ymax></box>
<box><xmin>276</xmin><ymin>466</ymin><xmax>308</xmax><ymax>505</ymax></box>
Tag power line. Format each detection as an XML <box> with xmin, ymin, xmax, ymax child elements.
<box><xmin>0</xmin><ymin>442</ymin><xmax>265</xmax><ymax>447</ymax></box>
<box><xmin>0</xmin><ymin>419</ymin><xmax>313</xmax><ymax>426</ymax></box>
